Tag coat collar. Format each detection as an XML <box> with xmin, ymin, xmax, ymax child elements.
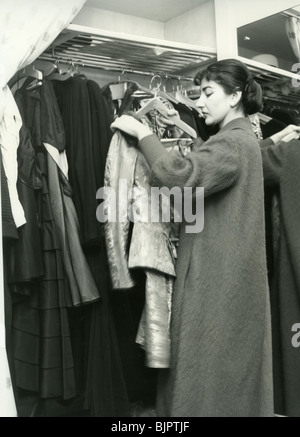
<box><xmin>218</xmin><ymin>117</ymin><xmax>253</xmax><ymax>135</ymax></box>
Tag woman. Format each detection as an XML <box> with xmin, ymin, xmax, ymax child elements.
<box><xmin>111</xmin><ymin>59</ymin><xmax>274</xmax><ymax>417</ymax></box>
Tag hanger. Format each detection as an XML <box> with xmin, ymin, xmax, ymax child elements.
<box><xmin>149</xmin><ymin>74</ymin><xmax>179</xmax><ymax>105</ymax></box>
<box><xmin>186</xmin><ymin>86</ymin><xmax>201</xmax><ymax>100</ymax></box>
<box><xmin>173</xmin><ymin>78</ymin><xmax>202</xmax><ymax>115</ymax></box>
<box><xmin>110</xmin><ymin>71</ymin><xmax>159</xmax><ymax>101</ymax></box>
<box><xmin>174</xmin><ymin>89</ymin><xmax>202</xmax><ymax>116</ymax></box>
<box><xmin>161</xmin><ymin>138</ymin><xmax>193</xmax><ymax>142</ymax></box>
<box><xmin>108</xmin><ymin>71</ymin><xmax>131</xmax><ymax>100</ymax></box>
<box><xmin>136</xmin><ymin>97</ymin><xmax>197</xmax><ymax>139</ymax></box>
<box><xmin>46</xmin><ymin>60</ymin><xmax>75</xmax><ymax>81</ymax></box>
<box><xmin>43</xmin><ymin>59</ymin><xmax>60</xmax><ymax>77</ymax></box>
<box><xmin>9</xmin><ymin>64</ymin><xmax>43</xmax><ymax>91</ymax></box>
<box><xmin>257</xmin><ymin>112</ymin><xmax>273</xmax><ymax>125</ymax></box>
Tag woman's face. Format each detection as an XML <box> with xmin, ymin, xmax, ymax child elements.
<box><xmin>196</xmin><ymin>78</ymin><xmax>236</xmax><ymax>128</ymax></box>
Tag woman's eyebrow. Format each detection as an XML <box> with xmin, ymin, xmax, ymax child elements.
<box><xmin>201</xmin><ymin>86</ymin><xmax>213</xmax><ymax>92</ymax></box>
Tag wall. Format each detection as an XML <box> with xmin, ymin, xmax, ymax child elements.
<box><xmin>164</xmin><ymin>0</ymin><xmax>216</xmax><ymax>48</ymax></box>
<box><xmin>214</xmin><ymin>0</ymin><xmax>300</xmax><ymax>59</ymax></box>
<box><xmin>72</xmin><ymin>6</ymin><xmax>165</xmax><ymax>39</ymax></box>
<box><xmin>72</xmin><ymin>2</ymin><xmax>216</xmax><ymax>49</ymax></box>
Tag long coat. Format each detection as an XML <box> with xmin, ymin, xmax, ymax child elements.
<box><xmin>261</xmin><ymin>138</ymin><xmax>300</xmax><ymax>417</ymax></box>
<box><xmin>139</xmin><ymin>117</ymin><xmax>274</xmax><ymax>417</ymax></box>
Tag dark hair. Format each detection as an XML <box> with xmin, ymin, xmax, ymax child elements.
<box><xmin>194</xmin><ymin>59</ymin><xmax>263</xmax><ymax>115</ymax></box>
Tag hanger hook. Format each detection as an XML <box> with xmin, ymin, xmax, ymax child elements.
<box><xmin>150</xmin><ymin>74</ymin><xmax>162</xmax><ymax>92</ymax></box>
<box><xmin>118</xmin><ymin>70</ymin><xmax>128</xmax><ymax>82</ymax></box>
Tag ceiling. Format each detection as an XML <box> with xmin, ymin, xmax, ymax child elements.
<box><xmin>85</xmin><ymin>0</ymin><xmax>208</xmax><ymax>22</ymax></box>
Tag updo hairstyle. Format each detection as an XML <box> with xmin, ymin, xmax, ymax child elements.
<box><xmin>194</xmin><ymin>59</ymin><xmax>263</xmax><ymax>115</ymax></box>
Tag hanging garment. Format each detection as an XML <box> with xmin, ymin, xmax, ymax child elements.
<box><xmin>47</xmin><ymin>150</ymin><xmax>101</xmax><ymax>306</ymax></box>
<box><xmin>191</xmin><ymin>107</ymin><xmax>218</xmax><ymax>141</ymax></box>
<box><xmin>52</xmin><ymin>76</ymin><xmax>130</xmax><ymax>416</ymax></box>
<box><xmin>0</xmin><ymin>148</ymin><xmax>18</xmax><ymax>241</ymax></box>
<box><xmin>83</xmin><ymin>246</ymin><xmax>131</xmax><ymax>417</ymax></box>
<box><xmin>104</xmin><ymin>97</ymin><xmax>192</xmax><ymax>368</ymax></box>
<box><xmin>104</xmin><ymin>130</ymin><xmax>177</xmax><ymax>368</ymax></box>
<box><xmin>7</xmin><ymin>89</ymin><xmax>76</xmax><ymax>401</ymax></box>
<box><xmin>261</xmin><ymin>138</ymin><xmax>300</xmax><ymax>418</ymax></box>
<box><xmin>249</xmin><ymin>113</ymin><xmax>263</xmax><ymax>141</ymax></box>
<box><xmin>173</xmin><ymin>102</ymin><xmax>199</xmax><ymax>136</ymax></box>
<box><xmin>260</xmin><ymin>118</ymin><xmax>287</xmax><ymax>285</ymax></box>
<box><xmin>7</xmin><ymin>92</ymin><xmax>44</xmax><ymax>287</ymax></box>
<box><xmin>131</xmin><ymin>139</ymin><xmax>194</xmax><ymax>369</ymax></box>
<box><xmin>103</xmin><ymin>130</ymin><xmax>138</xmax><ymax>290</ymax></box>
<box><xmin>86</xmin><ymin>80</ymin><xmax>113</xmax><ymax>190</ymax></box>
<box><xmin>40</xmin><ymin>79</ymin><xmax>100</xmax><ymax>306</ymax></box>
<box><xmin>53</xmin><ymin>77</ymin><xmax>102</xmax><ymax>247</ymax></box>
<box><xmin>0</xmin><ymin>87</ymin><xmax>26</xmax><ymax>228</ymax></box>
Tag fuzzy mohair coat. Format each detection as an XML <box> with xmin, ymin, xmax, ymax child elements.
<box><xmin>139</xmin><ymin>117</ymin><xmax>274</xmax><ymax>417</ymax></box>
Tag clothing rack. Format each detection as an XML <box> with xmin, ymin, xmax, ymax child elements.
<box><xmin>39</xmin><ymin>57</ymin><xmax>196</xmax><ymax>83</ymax></box>
<box><xmin>38</xmin><ymin>23</ymin><xmax>217</xmax><ymax>77</ymax></box>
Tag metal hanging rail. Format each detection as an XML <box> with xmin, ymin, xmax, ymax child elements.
<box><xmin>39</xmin><ymin>23</ymin><xmax>217</xmax><ymax>77</ymax></box>
<box><xmin>38</xmin><ymin>24</ymin><xmax>300</xmax><ymax>108</ymax></box>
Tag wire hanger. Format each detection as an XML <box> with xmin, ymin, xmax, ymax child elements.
<box><xmin>136</xmin><ymin>97</ymin><xmax>197</xmax><ymax>139</ymax></box>
<box><xmin>149</xmin><ymin>74</ymin><xmax>179</xmax><ymax>105</ymax></box>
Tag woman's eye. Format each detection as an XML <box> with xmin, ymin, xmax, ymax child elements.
<box><xmin>206</xmin><ymin>93</ymin><xmax>213</xmax><ymax>98</ymax></box>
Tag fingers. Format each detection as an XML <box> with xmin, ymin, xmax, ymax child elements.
<box><xmin>157</xmin><ymin>115</ymin><xmax>175</xmax><ymax>127</ymax></box>
<box><xmin>287</xmin><ymin>125</ymin><xmax>300</xmax><ymax>133</ymax></box>
<box><xmin>157</xmin><ymin>109</ymin><xmax>179</xmax><ymax>127</ymax></box>
<box><xmin>167</xmin><ymin>109</ymin><xmax>179</xmax><ymax>117</ymax></box>
<box><xmin>282</xmin><ymin>132</ymin><xmax>300</xmax><ymax>143</ymax></box>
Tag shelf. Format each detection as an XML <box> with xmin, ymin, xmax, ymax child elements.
<box><xmin>39</xmin><ymin>23</ymin><xmax>217</xmax><ymax>78</ymax></box>
<box><xmin>237</xmin><ymin>56</ymin><xmax>300</xmax><ymax>107</ymax></box>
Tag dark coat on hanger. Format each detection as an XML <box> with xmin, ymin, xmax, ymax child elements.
<box><xmin>53</xmin><ymin>77</ymin><xmax>101</xmax><ymax>247</ymax></box>
<box><xmin>261</xmin><ymin>138</ymin><xmax>300</xmax><ymax>417</ymax></box>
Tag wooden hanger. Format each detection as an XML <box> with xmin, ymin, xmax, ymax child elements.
<box><xmin>257</xmin><ymin>112</ymin><xmax>273</xmax><ymax>125</ymax></box>
<box><xmin>108</xmin><ymin>71</ymin><xmax>132</xmax><ymax>100</ymax></box>
<box><xmin>9</xmin><ymin>64</ymin><xmax>43</xmax><ymax>91</ymax></box>
<box><xmin>174</xmin><ymin>89</ymin><xmax>202</xmax><ymax>116</ymax></box>
<box><xmin>46</xmin><ymin>61</ymin><xmax>75</xmax><ymax>81</ymax></box>
<box><xmin>136</xmin><ymin>97</ymin><xmax>197</xmax><ymax>139</ymax></box>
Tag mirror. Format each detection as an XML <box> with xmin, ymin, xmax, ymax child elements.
<box><xmin>237</xmin><ymin>5</ymin><xmax>300</xmax><ymax>74</ymax></box>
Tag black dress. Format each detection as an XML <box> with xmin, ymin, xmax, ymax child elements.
<box><xmin>53</xmin><ymin>76</ymin><xmax>130</xmax><ymax>417</ymax></box>
<box><xmin>7</xmin><ymin>90</ymin><xmax>76</xmax><ymax>402</ymax></box>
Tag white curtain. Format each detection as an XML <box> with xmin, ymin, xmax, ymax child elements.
<box><xmin>0</xmin><ymin>0</ymin><xmax>87</xmax><ymax>417</ymax></box>
<box><xmin>286</xmin><ymin>16</ymin><xmax>300</xmax><ymax>62</ymax></box>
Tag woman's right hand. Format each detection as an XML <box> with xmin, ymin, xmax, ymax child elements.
<box><xmin>270</xmin><ymin>124</ymin><xmax>300</xmax><ymax>144</ymax></box>
<box><xmin>111</xmin><ymin>115</ymin><xmax>153</xmax><ymax>141</ymax></box>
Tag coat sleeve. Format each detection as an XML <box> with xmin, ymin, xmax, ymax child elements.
<box><xmin>260</xmin><ymin>142</ymin><xmax>285</xmax><ymax>186</ymax></box>
<box><xmin>139</xmin><ymin>132</ymin><xmax>241</xmax><ymax>197</ymax></box>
